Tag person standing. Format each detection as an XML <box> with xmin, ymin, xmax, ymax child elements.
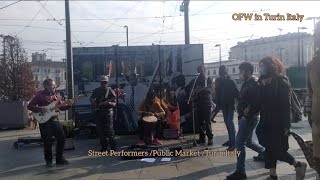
<box><xmin>90</xmin><ymin>75</ymin><xmax>117</xmax><ymax>152</ymax></box>
<box><xmin>188</xmin><ymin>65</ymin><xmax>214</xmax><ymax>146</ymax></box>
<box><xmin>215</xmin><ymin>65</ymin><xmax>239</xmax><ymax>150</ymax></box>
<box><xmin>227</xmin><ymin>62</ymin><xmax>265</xmax><ymax>179</ymax></box>
<box><xmin>123</xmin><ymin>73</ymin><xmax>148</xmax><ymax>130</ymax></box>
<box><xmin>259</xmin><ymin>57</ymin><xmax>306</xmax><ymax>180</ymax></box>
<box><xmin>306</xmin><ymin>21</ymin><xmax>320</xmax><ymax>178</ymax></box>
<box><xmin>27</xmin><ymin>79</ymin><xmax>74</xmax><ymax>167</ymax></box>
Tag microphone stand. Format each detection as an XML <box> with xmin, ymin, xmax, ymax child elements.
<box><xmin>187</xmin><ymin>74</ymin><xmax>200</xmax><ymax>147</ymax></box>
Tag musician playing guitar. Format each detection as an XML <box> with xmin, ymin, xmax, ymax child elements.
<box><xmin>27</xmin><ymin>79</ymin><xmax>74</xmax><ymax>167</ymax></box>
<box><xmin>90</xmin><ymin>75</ymin><xmax>117</xmax><ymax>152</ymax></box>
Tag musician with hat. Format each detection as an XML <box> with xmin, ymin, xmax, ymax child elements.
<box><xmin>136</xmin><ymin>90</ymin><xmax>166</xmax><ymax>145</ymax></box>
<box><xmin>90</xmin><ymin>75</ymin><xmax>117</xmax><ymax>151</ymax></box>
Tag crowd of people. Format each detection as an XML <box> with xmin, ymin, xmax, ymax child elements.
<box><xmin>26</xmin><ymin>23</ymin><xmax>320</xmax><ymax>180</ymax></box>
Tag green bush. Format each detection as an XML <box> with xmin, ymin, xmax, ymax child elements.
<box><xmin>60</xmin><ymin>120</ymin><xmax>75</xmax><ymax>138</ymax></box>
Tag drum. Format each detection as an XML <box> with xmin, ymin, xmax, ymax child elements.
<box><xmin>142</xmin><ymin>116</ymin><xmax>158</xmax><ymax>145</ymax></box>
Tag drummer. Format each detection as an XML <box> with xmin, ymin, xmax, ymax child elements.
<box><xmin>137</xmin><ymin>90</ymin><xmax>166</xmax><ymax>145</ymax></box>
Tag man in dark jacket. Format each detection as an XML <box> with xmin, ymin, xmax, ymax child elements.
<box><xmin>90</xmin><ymin>75</ymin><xmax>117</xmax><ymax>151</ymax></box>
<box><xmin>196</xmin><ymin>65</ymin><xmax>214</xmax><ymax>145</ymax></box>
<box><xmin>227</xmin><ymin>62</ymin><xmax>265</xmax><ymax>179</ymax></box>
<box><xmin>187</xmin><ymin>65</ymin><xmax>214</xmax><ymax>145</ymax></box>
<box><xmin>215</xmin><ymin>65</ymin><xmax>239</xmax><ymax>150</ymax></box>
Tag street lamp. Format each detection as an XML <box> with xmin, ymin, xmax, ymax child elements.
<box><xmin>124</xmin><ymin>25</ymin><xmax>128</xmax><ymax>47</ymax></box>
<box><xmin>298</xmin><ymin>27</ymin><xmax>307</xmax><ymax>67</ymax></box>
<box><xmin>306</xmin><ymin>17</ymin><xmax>320</xmax><ymax>53</ymax></box>
<box><xmin>215</xmin><ymin>44</ymin><xmax>221</xmax><ymax>66</ymax></box>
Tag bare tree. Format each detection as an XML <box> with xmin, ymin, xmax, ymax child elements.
<box><xmin>0</xmin><ymin>35</ymin><xmax>35</xmax><ymax>101</ymax></box>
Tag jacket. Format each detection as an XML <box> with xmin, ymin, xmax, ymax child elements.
<box><xmin>260</xmin><ymin>75</ymin><xmax>292</xmax><ymax>129</ymax></box>
<box><xmin>215</xmin><ymin>75</ymin><xmax>239</xmax><ymax>107</ymax></box>
<box><xmin>237</xmin><ymin>76</ymin><xmax>260</xmax><ymax>119</ymax></box>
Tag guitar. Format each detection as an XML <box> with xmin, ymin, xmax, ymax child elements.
<box><xmin>34</xmin><ymin>95</ymin><xmax>85</xmax><ymax>124</ymax></box>
<box><xmin>94</xmin><ymin>97</ymin><xmax>117</xmax><ymax>111</ymax></box>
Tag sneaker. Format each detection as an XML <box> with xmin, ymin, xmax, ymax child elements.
<box><xmin>196</xmin><ymin>139</ymin><xmax>205</xmax><ymax>144</ymax></box>
<box><xmin>136</xmin><ymin>140</ymin><xmax>145</xmax><ymax>146</ymax></box>
<box><xmin>46</xmin><ymin>161</ymin><xmax>53</xmax><ymax>167</ymax></box>
<box><xmin>227</xmin><ymin>171</ymin><xmax>247</xmax><ymax>179</ymax></box>
<box><xmin>207</xmin><ymin>139</ymin><xmax>213</xmax><ymax>146</ymax></box>
<box><xmin>222</xmin><ymin>140</ymin><xmax>231</xmax><ymax>147</ymax></box>
<box><xmin>153</xmin><ymin>138</ymin><xmax>162</xmax><ymax>145</ymax></box>
<box><xmin>56</xmin><ymin>158</ymin><xmax>69</xmax><ymax>165</ymax></box>
<box><xmin>295</xmin><ymin>162</ymin><xmax>307</xmax><ymax>180</ymax></box>
<box><xmin>226</xmin><ymin>146</ymin><xmax>236</xmax><ymax>151</ymax></box>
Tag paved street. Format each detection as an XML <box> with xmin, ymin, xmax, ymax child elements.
<box><xmin>0</xmin><ymin>113</ymin><xmax>318</xmax><ymax>180</ymax></box>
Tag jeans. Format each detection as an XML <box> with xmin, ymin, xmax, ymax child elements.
<box><xmin>39</xmin><ymin>120</ymin><xmax>65</xmax><ymax>162</ymax></box>
<box><xmin>221</xmin><ymin>105</ymin><xmax>236</xmax><ymax>147</ymax></box>
<box><xmin>236</xmin><ymin>117</ymin><xmax>265</xmax><ymax>173</ymax></box>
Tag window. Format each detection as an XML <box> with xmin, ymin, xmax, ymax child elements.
<box><xmin>207</xmin><ymin>70</ymin><xmax>210</xmax><ymax>76</ymax></box>
<box><xmin>232</xmin><ymin>67</ymin><xmax>235</xmax><ymax>73</ymax></box>
<box><xmin>48</xmin><ymin>69</ymin><xmax>50</xmax><ymax>73</ymax></box>
<box><xmin>44</xmin><ymin>69</ymin><xmax>47</xmax><ymax>73</ymax></box>
<box><xmin>34</xmin><ymin>75</ymin><xmax>38</xmax><ymax>81</ymax></box>
<box><xmin>214</xmin><ymin>70</ymin><xmax>216</xmax><ymax>75</ymax></box>
<box><xmin>55</xmin><ymin>77</ymin><xmax>61</xmax><ymax>85</ymax></box>
<box><xmin>55</xmin><ymin>69</ymin><xmax>60</xmax><ymax>73</ymax></box>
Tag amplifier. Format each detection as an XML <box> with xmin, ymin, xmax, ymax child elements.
<box><xmin>163</xmin><ymin>129</ymin><xmax>179</xmax><ymax>139</ymax></box>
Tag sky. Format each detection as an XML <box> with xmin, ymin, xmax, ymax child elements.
<box><xmin>0</xmin><ymin>0</ymin><xmax>319</xmax><ymax>63</ymax></box>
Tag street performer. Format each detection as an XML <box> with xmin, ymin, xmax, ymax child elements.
<box><xmin>136</xmin><ymin>90</ymin><xmax>166</xmax><ymax>145</ymax></box>
<box><xmin>27</xmin><ymin>79</ymin><xmax>74</xmax><ymax>167</ymax></box>
<box><xmin>187</xmin><ymin>64</ymin><xmax>214</xmax><ymax>146</ymax></box>
<box><xmin>90</xmin><ymin>75</ymin><xmax>117</xmax><ymax>152</ymax></box>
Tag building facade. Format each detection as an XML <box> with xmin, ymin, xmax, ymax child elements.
<box><xmin>31</xmin><ymin>52</ymin><xmax>47</xmax><ymax>62</ymax></box>
<box><xmin>205</xmin><ymin>60</ymin><xmax>260</xmax><ymax>84</ymax></box>
<box><xmin>229</xmin><ymin>33</ymin><xmax>314</xmax><ymax>67</ymax></box>
<box><xmin>30</xmin><ymin>54</ymin><xmax>66</xmax><ymax>89</ymax></box>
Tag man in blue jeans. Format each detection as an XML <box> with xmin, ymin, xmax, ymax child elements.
<box><xmin>227</xmin><ymin>62</ymin><xmax>265</xmax><ymax>179</ymax></box>
<box><xmin>215</xmin><ymin>65</ymin><xmax>239</xmax><ymax>150</ymax></box>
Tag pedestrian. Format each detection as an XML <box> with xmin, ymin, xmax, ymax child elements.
<box><xmin>27</xmin><ymin>79</ymin><xmax>74</xmax><ymax>167</ymax></box>
<box><xmin>259</xmin><ymin>56</ymin><xmax>307</xmax><ymax>180</ymax></box>
<box><xmin>227</xmin><ymin>62</ymin><xmax>265</xmax><ymax>179</ymax></box>
<box><xmin>215</xmin><ymin>65</ymin><xmax>239</xmax><ymax>150</ymax></box>
<box><xmin>306</xmin><ymin>20</ymin><xmax>320</xmax><ymax>177</ymax></box>
<box><xmin>90</xmin><ymin>75</ymin><xmax>117</xmax><ymax>152</ymax></box>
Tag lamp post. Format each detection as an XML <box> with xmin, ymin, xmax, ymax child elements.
<box><xmin>298</xmin><ymin>27</ymin><xmax>307</xmax><ymax>67</ymax></box>
<box><xmin>215</xmin><ymin>44</ymin><xmax>221</xmax><ymax>66</ymax></box>
<box><xmin>124</xmin><ymin>25</ymin><xmax>128</xmax><ymax>46</ymax></box>
<box><xmin>306</xmin><ymin>17</ymin><xmax>320</xmax><ymax>53</ymax></box>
